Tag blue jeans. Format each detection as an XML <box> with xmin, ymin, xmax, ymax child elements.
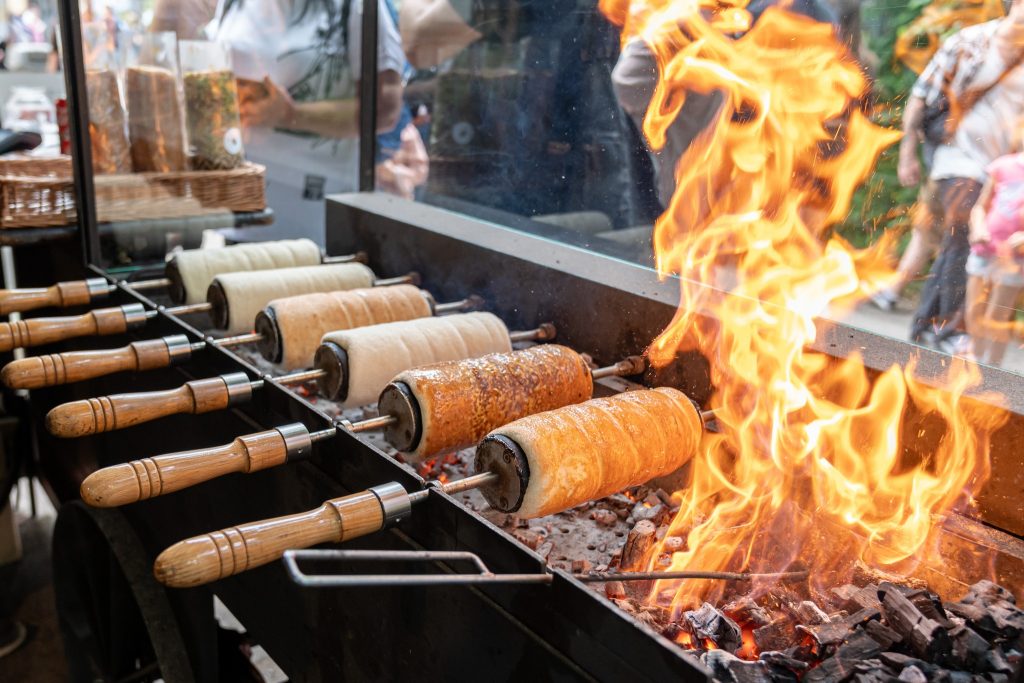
<box><xmin>910</xmin><ymin>177</ymin><xmax>984</xmax><ymax>343</ymax></box>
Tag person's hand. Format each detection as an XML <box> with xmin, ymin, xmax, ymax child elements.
<box><xmin>969</xmin><ymin>208</ymin><xmax>991</xmax><ymax>245</ymax></box>
<box><xmin>897</xmin><ymin>146</ymin><xmax>921</xmax><ymax>187</ymax></box>
<box><xmin>239</xmin><ymin>77</ymin><xmax>297</xmax><ymax>129</ymax></box>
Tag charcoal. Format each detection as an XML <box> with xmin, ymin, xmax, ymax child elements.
<box><xmin>724</xmin><ymin>596</ymin><xmax>772</xmax><ymax>629</ymax></box>
<box><xmin>803</xmin><ymin>656</ymin><xmax>859</xmax><ymax>682</ymax></box>
<box><xmin>851</xmin><ymin>659</ymin><xmax>901</xmax><ymax>683</ymax></box>
<box><xmin>632</xmin><ymin>501</ymin><xmax>666</xmax><ymax>523</ymax></box>
<box><xmin>948</xmin><ymin>625</ymin><xmax>990</xmax><ymax>669</ymax></box>
<box><xmin>684</xmin><ymin>602</ymin><xmax>743</xmax><ymax>653</ymax></box>
<box><xmin>897</xmin><ymin>665</ymin><xmax>928</xmax><ymax>683</ymax></box>
<box><xmin>798</xmin><ymin>600</ymin><xmax>832</xmax><ymax>625</ymax></box>
<box><xmin>703</xmin><ymin>650</ymin><xmax>772</xmax><ymax>683</ymax></box>
<box><xmin>979</xmin><ymin>647</ymin><xmax>1013</xmax><ymax>675</ymax></box>
<box><xmin>754</xmin><ymin>618</ymin><xmax>795</xmax><ymax>653</ymax></box>
<box><xmin>763</xmin><ymin>665</ymin><xmax>800</xmax><ymax>683</ymax></box>
<box><xmin>604</xmin><ymin>581</ymin><xmax>626</xmax><ymax>600</ymax></box>
<box><xmin>946</xmin><ymin>599</ymin><xmax>1024</xmax><ymax>642</ymax></box>
<box><xmin>621</xmin><ymin>520</ymin><xmax>657</xmax><ymax>571</ymax></box>
<box><xmin>836</xmin><ymin>632</ymin><xmax>884</xmax><ymax>661</ymax></box>
<box><xmin>662</xmin><ymin>536</ymin><xmax>684</xmax><ymax>554</ymax></box>
<box><xmin>862</xmin><ymin>619</ymin><xmax>902</xmax><ymax>649</ymax></box>
<box><xmin>758</xmin><ymin>651</ymin><xmax>809</xmax><ymax>672</ymax></box>
<box><xmin>831</xmin><ymin>584</ymin><xmax>861</xmax><ymax>605</ymax></box>
<box><xmin>905</xmin><ymin>590</ymin><xmax>952</xmax><ymax>628</ymax></box>
<box><xmin>843</xmin><ymin>584</ymin><xmax>882</xmax><ymax>613</ymax></box>
<box><xmin>878</xmin><ymin>582</ymin><xmax>951</xmax><ymax>660</ymax></box>
<box><xmin>798</xmin><ymin>620</ymin><xmax>851</xmax><ymax>647</ymax></box>
<box><xmin>962</xmin><ymin>581</ymin><xmax>1016</xmax><ymax>607</ymax></box>
<box><xmin>590</xmin><ymin>509</ymin><xmax>618</xmax><ymax>527</ymax></box>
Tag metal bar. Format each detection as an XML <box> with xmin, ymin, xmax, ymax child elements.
<box><xmin>164</xmin><ymin>302</ymin><xmax>213</xmax><ymax>316</ymax></box>
<box><xmin>309</xmin><ymin>428</ymin><xmax>338</xmax><ymax>443</ymax></box>
<box><xmin>374</xmin><ymin>273</ymin><xmax>418</xmax><ymax>287</ymax></box>
<box><xmin>322</xmin><ymin>251</ymin><xmax>367</xmax><ymax>264</ymax></box>
<box><xmin>509</xmin><ymin>323</ymin><xmax>557</xmax><ymax>344</ymax></box>
<box><xmin>57</xmin><ymin>0</ymin><xmax>101</xmax><ymax>266</ymax></box>
<box><xmin>591</xmin><ymin>356</ymin><xmax>645</xmax><ymax>380</ymax></box>
<box><xmin>275</xmin><ymin>368</ymin><xmax>326</xmax><ymax>385</ymax></box>
<box><xmin>126</xmin><ymin>278</ymin><xmax>172</xmax><ymax>292</ymax></box>
<box><xmin>699</xmin><ymin>409</ymin><xmax>717</xmax><ymax>423</ymax></box>
<box><xmin>433</xmin><ymin>297</ymin><xmax>479</xmax><ymax>315</ymax></box>
<box><xmin>357</xmin><ymin>0</ymin><xmax>379</xmax><ymax>192</ymax></box>
<box><xmin>575</xmin><ymin>570</ymin><xmax>810</xmax><ymax>583</ymax></box>
<box><xmin>284</xmin><ymin>549</ymin><xmax>552</xmax><ymax>588</ymax></box>
<box><xmin>347</xmin><ymin>414</ymin><xmax>397</xmax><ymax>433</ymax></box>
<box><xmin>213</xmin><ymin>332</ymin><xmax>262</xmax><ymax>347</ymax></box>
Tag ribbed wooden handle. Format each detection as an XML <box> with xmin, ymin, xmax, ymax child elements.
<box><xmin>80</xmin><ymin>430</ymin><xmax>287</xmax><ymax>508</ymax></box>
<box><xmin>0</xmin><ymin>306</ymin><xmax>128</xmax><ymax>352</ymax></box>
<box><xmin>46</xmin><ymin>377</ymin><xmax>231</xmax><ymax>438</ymax></box>
<box><xmin>153</xmin><ymin>490</ymin><xmax>386</xmax><ymax>587</ymax></box>
<box><xmin>1</xmin><ymin>338</ymin><xmax>171</xmax><ymax>390</ymax></box>
<box><xmin>0</xmin><ymin>280</ymin><xmax>93</xmax><ymax>315</ymax></box>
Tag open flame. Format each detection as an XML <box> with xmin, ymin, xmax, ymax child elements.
<box><xmin>600</xmin><ymin>0</ymin><xmax>1009</xmax><ymax>613</ymax></box>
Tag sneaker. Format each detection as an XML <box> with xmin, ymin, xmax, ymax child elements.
<box><xmin>936</xmin><ymin>333</ymin><xmax>974</xmax><ymax>358</ymax></box>
<box><xmin>869</xmin><ymin>291</ymin><xmax>898</xmax><ymax>312</ymax></box>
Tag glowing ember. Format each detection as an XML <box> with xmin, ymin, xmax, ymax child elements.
<box><xmin>600</xmin><ymin>0</ymin><xmax>1009</xmax><ymax>617</ymax></box>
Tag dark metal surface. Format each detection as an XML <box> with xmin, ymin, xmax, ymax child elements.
<box><xmin>357</xmin><ymin>0</ymin><xmax>378</xmax><ymax>192</ymax></box>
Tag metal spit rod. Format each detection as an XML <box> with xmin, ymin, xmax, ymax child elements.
<box><xmin>282</xmin><ymin>549</ymin><xmax>811</xmax><ymax>589</ymax></box>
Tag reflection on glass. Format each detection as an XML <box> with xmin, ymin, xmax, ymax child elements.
<box><xmin>394</xmin><ymin>0</ymin><xmax>1024</xmax><ymax>374</ymax></box>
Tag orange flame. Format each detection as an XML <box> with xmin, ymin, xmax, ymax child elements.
<box><xmin>602</xmin><ymin>1</ymin><xmax>1009</xmax><ymax>610</ymax></box>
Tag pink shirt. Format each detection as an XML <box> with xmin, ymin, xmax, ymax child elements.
<box><xmin>975</xmin><ymin>153</ymin><xmax>1024</xmax><ymax>258</ymax></box>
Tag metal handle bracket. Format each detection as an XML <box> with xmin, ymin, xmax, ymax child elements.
<box><xmin>283</xmin><ymin>549</ymin><xmax>553</xmax><ymax>588</ymax></box>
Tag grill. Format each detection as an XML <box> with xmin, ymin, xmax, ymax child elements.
<box><xmin>13</xmin><ymin>192</ymin><xmax>1024</xmax><ymax>682</ymax></box>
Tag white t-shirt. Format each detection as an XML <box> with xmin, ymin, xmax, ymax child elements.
<box><xmin>932</xmin><ymin>43</ymin><xmax>1024</xmax><ymax>183</ymax></box>
<box><xmin>209</xmin><ymin>0</ymin><xmax>404</xmax><ymax>239</ymax></box>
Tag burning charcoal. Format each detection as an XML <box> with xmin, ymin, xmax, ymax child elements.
<box><xmin>724</xmin><ymin>596</ymin><xmax>772</xmax><ymax>629</ymax></box>
<box><xmin>754</xmin><ymin>618</ymin><xmax>794</xmax><ymax>653</ymax></box>
<box><xmin>661</xmin><ymin>621</ymin><xmax>683</xmax><ymax>641</ymax></box>
<box><xmin>797</xmin><ymin>601</ymin><xmax>831</xmax><ymax>626</ymax></box>
<box><xmin>654</xmin><ymin>488</ymin><xmax>674</xmax><ymax>506</ymax></box>
<box><xmin>896</xmin><ymin>665</ymin><xmax>928</xmax><ymax>683</ymax></box>
<box><xmin>591</xmin><ymin>509</ymin><xmax>618</xmax><ymax>527</ymax></box>
<box><xmin>862</xmin><ymin>619</ymin><xmax>902</xmax><ymax>650</ymax></box>
<box><xmin>878</xmin><ymin>582</ymin><xmax>951</xmax><ymax>660</ymax></box>
<box><xmin>797</xmin><ymin>620</ymin><xmax>849</xmax><ymax>647</ymax></box>
<box><xmin>803</xmin><ymin>657</ymin><xmax>858</xmax><ymax>682</ymax></box>
<box><xmin>621</xmin><ymin>520</ymin><xmax>657</xmax><ymax>571</ymax></box>
<box><xmin>842</xmin><ymin>584</ymin><xmax>882</xmax><ymax>614</ymax></box>
<box><xmin>604</xmin><ymin>581</ymin><xmax>626</xmax><ymax>600</ymax></box>
<box><xmin>830</xmin><ymin>584</ymin><xmax>860</xmax><ymax>605</ymax></box>
<box><xmin>685</xmin><ymin>602</ymin><xmax>743</xmax><ymax>653</ymax></box>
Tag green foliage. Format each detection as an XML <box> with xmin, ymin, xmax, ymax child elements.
<box><xmin>836</xmin><ymin>0</ymin><xmax>932</xmax><ymax>251</ymax></box>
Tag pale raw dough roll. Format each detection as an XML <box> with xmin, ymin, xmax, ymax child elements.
<box><xmin>267</xmin><ymin>285</ymin><xmax>433</xmax><ymax>370</ymax></box>
<box><xmin>170</xmin><ymin>239</ymin><xmax>322</xmax><ymax>303</ymax></box>
<box><xmin>212</xmin><ymin>263</ymin><xmax>376</xmax><ymax>333</ymax></box>
<box><xmin>482</xmin><ymin>388</ymin><xmax>702</xmax><ymax>518</ymax></box>
<box><xmin>393</xmin><ymin>345</ymin><xmax>592</xmax><ymax>462</ymax></box>
<box><xmin>321</xmin><ymin>312</ymin><xmax>512</xmax><ymax>408</ymax></box>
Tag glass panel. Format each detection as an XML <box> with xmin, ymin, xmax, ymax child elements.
<box><xmin>60</xmin><ymin>0</ymin><xmax>403</xmax><ymax>273</ymax></box>
<box><xmin>387</xmin><ymin>0</ymin><xmax>1024</xmax><ymax>375</ymax></box>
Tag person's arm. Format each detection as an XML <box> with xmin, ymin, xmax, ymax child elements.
<box><xmin>241</xmin><ymin>70</ymin><xmax>402</xmax><ymax>139</ymax></box>
<box><xmin>897</xmin><ymin>94</ymin><xmax>925</xmax><ymax>187</ymax></box>
<box><xmin>400</xmin><ymin>0</ymin><xmax>482</xmax><ymax>69</ymax></box>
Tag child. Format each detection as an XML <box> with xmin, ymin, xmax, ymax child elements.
<box><xmin>965</xmin><ymin>150</ymin><xmax>1024</xmax><ymax>367</ymax></box>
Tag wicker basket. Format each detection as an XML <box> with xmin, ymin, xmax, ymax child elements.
<box><xmin>0</xmin><ymin>156</ymin><xmax>266</xmax><ymax>228</ymax></box>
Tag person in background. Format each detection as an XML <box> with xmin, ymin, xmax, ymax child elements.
<box><xmin>964</xmin><ymin>145</ymin><xmax>1024</xmax><ymax>366</ymax></box>
<box><xmin>400</xmin><ymin>0</ymin><xmax>643</xmax><ymax>231</ymax></box>
<box><xmin>612</xmin><ymin>0</ymin><xmax>839</xmax><ymax>210</ymax></box>
<box><xmin>902</xmin><ymin>0</ymin><xmax>1024</xmax><ymax>353</ymax></box>
<box><xmin>153</xmin><ymin>0</ymin><xmax>405</xmax><ymax>244</ymax></box>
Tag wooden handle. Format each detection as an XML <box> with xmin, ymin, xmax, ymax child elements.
<box><xmin>46</xmin><ymin>377</ymin><xmax>232</xmax><ymax>438</ymax></box>
<box><xmin>80</xmin><ymin>430</ymin><xmax>288</xmax><ymax>508</ymax></box>
<box><xmin>153</xmin><ymin>490</ymin><xmax>386</xmax><ymax>587</ymax></box>
<box><xmin>1</xmin><ymin>338</ymin><xmax>171</xmax><ymax>390</ymax></box>
<box><xmin>0</xmin><ymin>280</ymin><xmax>95</xmax><ymax>315</ymax></box>
<box><xmin>0</xmin><ymin>306</ymin><xmax>129</xmax><ymax>352</ymax></box>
